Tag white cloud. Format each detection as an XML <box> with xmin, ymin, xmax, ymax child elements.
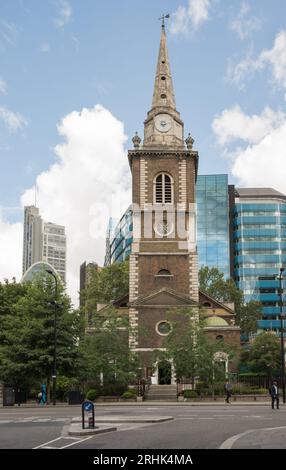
<box><xmin>40</xmin><ymin>42</ymin><xmax>50</xmax><ymax>53</ymax></box>
<box><xmin>20</xmin><ymin>105</ymin><xmax>131</xmax><ymax>306</ymax></box>
<box><xmin>229</xmin><ymin>1</ymin><xmax>261</xmax><ymax>40</ymax></box>
<box><xmin>212</xmin><ymin>105</ymin><xmax>286</xmax><ymax>145</ymax></box>
<box><xmin>0</xmin><ymin>106</ymin><xmax>27</xmax><ymax>132</ymax></box>
<box><xmin>212</xmin><ymin>105</ymin><xmax>286</xmax><ymax>197</ymax></box>
<box><xmin>54</xmin><ymin>0</ymin><xmax>72</xmax><ymax>28</ymax></box>
<box><xmin>0</xmin><ymin>213</ymin><xmax>22</xmax><ymax>283</ymax></box>
<box><xmin>227</xmin><ymin>30</ymin><xmax>286</xmax><ymax>94</ymax></box>
<box><xmin>170</xmin><ymin>0</ymin><xmax>212</xmax><ymax>35</ymax></box>
<box><xmin>0</xmin><ymin>77</ymin><xmax>7</xmax><ymax>95</ymax></box>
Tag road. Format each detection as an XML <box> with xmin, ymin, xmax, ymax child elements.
<box><xmin>0</xmin><ymin>403</ymin><xmax>286</xmax><ymax>449</ymax></box>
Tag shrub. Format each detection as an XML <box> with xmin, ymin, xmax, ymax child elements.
<box><xmin>183</xmin><ymin>390</ymin><xmax>198</xmax><ymax>398</ymax></box>
<box><xmin>86</xmin><ymin>389</ymin><xmax>99</xmax><ymax>401</ymax></box>
<box><xmin>121</xmin><ymin>390</ymin><xmax>137</xmax><ymax>399</ymax></box>
<box><xmin>100</xmin><ymin>383</ymin><xmax>127</xmax><ymax>396</ymax></box>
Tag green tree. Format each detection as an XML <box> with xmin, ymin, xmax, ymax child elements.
<box><xmin>199</xmin><ymin>266</ymin><xmax>262</xmax><ymax>335</ymax></box>
<box><xmin>235</xmin><ymin>301</ymin><xmax>263</xmax><ymax>336</ymax></box>
<box><xmin>0</xmin><ymin>275</ymin><xmax>80</xmax><ymax>400</ymax></box>
<box><xmin>242</xmin><ymin>331</ymin><xmax>281</xmax><ymax>376</ymax></box>
<box><xmin>84</xmin><ymin>260</ymin><xmax>129</xmax><ymax>315</ymax></box>
<box><xmin>199</xmin><ymin>266</ymin><xmax>243</xmax><ymax>305</ymax></box>
<box><xmin>154</xmin><ymin>307</ymin><xmax>235</xmax><ymax>389</ymax></box>
<box><xmin>78</xmin><ymin>307</ymin><xmax>139</xmax><ymax>389</ymax></box>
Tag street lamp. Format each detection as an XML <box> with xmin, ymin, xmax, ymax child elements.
<box><xmin>278</xmin><ymin>267</ymin><xmax>286</xmax><ymax>404</ymax></box>
<box><xmin>46</xmin><ymin>269</ymin><xmax>59</xmax><ymax>406</ymax></box>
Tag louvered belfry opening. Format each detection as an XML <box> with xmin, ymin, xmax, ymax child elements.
<box><xmin>156</xmin><ymin>174</ymin><xmax>163</xmax><ymax>203</ymax></box>
<box><xmin>155</xmin><ymin>173</ymin><xmax>173</xmax><ymax>204</ymax></box>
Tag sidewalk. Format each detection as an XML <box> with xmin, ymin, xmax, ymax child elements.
<box><xmin>0</xmin><ymin>400</ymin><xmax>275</xmax><ymax>408</ymax></box>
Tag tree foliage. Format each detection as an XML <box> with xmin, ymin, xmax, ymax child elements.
<box><xmin>0</xmin><ymin>276</ymin><xmax>80</xmax><ymax>393</ymax></box>
<box><xmin>153</xmin><ymin>307</ymin><xmax>236</xmax><ymax>386</ymax></box>
<box><xmin>84</xmin><ymin>260</ymin><xmax>129</xmax><ymax>315</ymax></box>
<box><xmin>78</xmin><ymin>307</ymin><xmax>139</xmax><ymax>386</ymax></box>
<box><xmin>241</xmin><ymin>332</ymin><xmax>281</xmax><ymax>376</ymax></box>
<box><xmin>199</xmin><ymin>266</ymin><xmax>262</xmax><ymax>335</ymax></box>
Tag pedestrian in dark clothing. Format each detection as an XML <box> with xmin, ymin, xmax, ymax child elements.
<box><xmin>224</xmin><ymin>382</ymin><xmax>232</xmax><ymax>404</ymax></box>
<box><xmin>269</xmin><ymin>381</ymin><xmax>279</xmax><ymax>409</ymax></box>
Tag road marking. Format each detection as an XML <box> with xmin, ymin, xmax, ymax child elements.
<box><xmin>59</xmin><ymin>436</ymin><xmax>94</xmax><ymax>449</ymax></box>
<box><xmin>220</xmin><ymin>425</ymin><xmax>286</xmax><ymax>449</ymax></box>
<box><xmin>33</xmin><ymin>436</ymin><xmax>63</xmax><ymax>449</ymax></box>
<box><xmin>214</xmin><ymin>415</ymin><xmax>234</xmax><ymax>418</ymax></box>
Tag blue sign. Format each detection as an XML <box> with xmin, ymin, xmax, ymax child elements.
<box><xmin>82</xmin><ymin>400</ymin><xmax>95</xmax><ymax>429</ymax></box>
<box><xmin>84</xmin><ymin>402</ymin><xmax>93</xmax><ymax>412</ymax></box>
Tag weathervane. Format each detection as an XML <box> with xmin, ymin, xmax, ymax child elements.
<box><xmin>158</xmin><ymin>13</ymin><xmax>170</xmax><ymax>29</ymax></box>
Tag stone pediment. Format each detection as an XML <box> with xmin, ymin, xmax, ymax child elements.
<box><xmin>131</xmin><ymin>288</ymin><xmax>198</xmax><ymax>308</ymax></box>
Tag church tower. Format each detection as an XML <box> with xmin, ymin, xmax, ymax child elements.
<box><xmin>128</xmin><ymin>20</ymin><xmax>199</xmax><ymax>381</ymax></box>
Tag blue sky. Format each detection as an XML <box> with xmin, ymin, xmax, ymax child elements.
<box><xmin>1</xmin><ymin>0</ymin><xmax>286</xmax><ymax>299</ymax></box>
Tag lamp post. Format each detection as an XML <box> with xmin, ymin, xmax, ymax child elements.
<box><xmin>278</xmin><ymin>267</ymin><xmax>286</xmax><ymax>404</ymax></box>
<box><xmin>46</xmin><ymin>269</ymin><xmax>58</xmax><ymax>406</ymax></box>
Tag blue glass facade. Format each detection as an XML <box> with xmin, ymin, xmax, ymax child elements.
<box><xmin>106</xmin><ymin>207</ymin><xmax>133</xmax><ymax>265</ymax></box>
<box><xmin>233</xmin><ymin>193</ymin><xmax>286</xmax><ymax>331</ymax></box>
<box><xmin>196</xmin><ymin>175</ymin><xmax>230</xmax><ymax>277</ymax></box>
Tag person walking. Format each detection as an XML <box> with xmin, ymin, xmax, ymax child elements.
<box><xmin>224</xmin><ymin>381</ymin><xmax>232</xmax><ymax>404</ymax></box>
<box><xmin>37</xmin><ymin>391</ymin><xmax>42</xmax><ymax>405</ymax></box>
<box><xmin>269</xmin><ymin>381</ymin><xmax>280</xmax><ymax>409</ymax></box>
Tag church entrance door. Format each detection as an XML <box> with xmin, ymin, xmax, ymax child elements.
<box><xmin>158</xmin><ymin>361</ymin><xmax>172</xmax><ymax>385</ymax></box>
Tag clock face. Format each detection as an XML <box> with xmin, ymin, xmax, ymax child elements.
<box><xmin>154</xmin><ymin>221</ymin><xmax>174</xmax><ymax>237</ymax></box>
<box><xmin>155</xmin><ymin>114</ymin><xmax>172</xmax><ymax>133</ymax></box>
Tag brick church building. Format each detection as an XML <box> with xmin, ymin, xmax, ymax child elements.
<box><xmin>100</xmin><ymin>20</ymin><xmax>240</xmax><ymax>385</ymax></box>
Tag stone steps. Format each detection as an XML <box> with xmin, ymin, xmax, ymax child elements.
<box><xmin>145</xmin><ymin>385</ymin><xmax>177</xmax><ymax>402</ymax></box>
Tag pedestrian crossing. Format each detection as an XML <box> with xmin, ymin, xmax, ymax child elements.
<box><xmin>0</xmin><ymin>417</ymin><xmax>69</xmax><ymax>424</ymax></box>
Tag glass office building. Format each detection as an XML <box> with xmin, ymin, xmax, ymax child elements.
<box><xmin>196</xmin><ymin>175</ymin><xmax>231</xmax><ymax>277</ymax></box>
<box><xmin>233</xmin><ymin>188</ymin><xmax>286</xmax><ymax>332</ymax></box>
<box><xmin>105</xmin><ymin>206</ymin><xmax>133</xmax><ymax>265</ymax></box>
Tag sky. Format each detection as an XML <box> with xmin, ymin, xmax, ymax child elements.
<box><xmin>0</xmin><ymin>0</ymin><xmax>286</xmax><ymax>304</ymax></box>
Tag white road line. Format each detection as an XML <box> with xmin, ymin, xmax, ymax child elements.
<box><xmin>59</xmin><ymin>436</ymin><xmax>94</xmax><ymax>449</ymax></box>
<box><xmin>220</xmin><ymin>425</ymin><xmax>286</xmax><ymax>449</ymax></box>
<box><xmin>33</xmin><ymin>436</ymin><xmax>63</xmax><ymax>449</ymax></box>
<box><xmin>214</xmin><ymin>415</ymin><xmax>234</xmax><ymax>418</ymax></box>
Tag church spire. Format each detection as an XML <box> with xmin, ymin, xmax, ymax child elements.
<box><xmin>151</xmin><ymin>18</ymin><xmax>176</xmax><ymax>112</ymax></box>
<box><xmin>143</xmin><ymin>18</ymin><xmax>184</xmax><ymax>150</ymax></box>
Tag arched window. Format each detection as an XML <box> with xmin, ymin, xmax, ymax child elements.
<box><xmin>203</xmin><ymin>302</ymin><xmax>212</xmax><ymax>307</ymax></box>
<box><xmin>154</xmin><ymin>173</ymin><xmax>173</xmax><ymax>204</ymax></box>
<box><xmin>157</xmin><ymin>269</ymin><xmax>172</xmax><ymax>276</ymax></box>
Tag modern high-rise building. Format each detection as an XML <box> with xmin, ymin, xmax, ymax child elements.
<box><xmin>22</xmin><ymin>206</ymin><xmax>66</xmax><ymax>283</ymax></box>
<box><xmin>42</xmin><ymin>222</ymin><xmax>66</xmax><ymax>283</ymax></box>
<box><xmin>104</xmin><ymin>207</ymin><xmax>133</xmax><ymax>266</ymax></box>
<box><xmin>231</xmin><ymin>188</ymin><xmax>286</xmax><ymax>332</ymax></box>
<box><xmin>196</xmin><ymin>175</ymin><xmax>230</xmax><ymax>277</ymax></box>
<box><xmin>22</xmin><ymin>206</ymin><xmax>43</xmax><ymax>274</ymax></box>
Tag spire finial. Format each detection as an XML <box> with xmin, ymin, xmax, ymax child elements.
<box><xmin>158</xmin><ymin>13</ymin><xmax>170</xmax><ymax>29</ymax></box>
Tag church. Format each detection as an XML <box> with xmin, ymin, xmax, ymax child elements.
<box><xmin>100</xmin><ymin>20</ymin><xmax>240</xmax><ymax>385</ymax></box>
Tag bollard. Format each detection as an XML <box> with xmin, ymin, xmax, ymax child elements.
<box><xmin>82</xmin><ymin>400</ymin><xmax>95</xmax><ymax>429</ymax></box>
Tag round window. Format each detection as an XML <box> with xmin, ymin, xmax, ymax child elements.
<box><xmin>156</xmin><ymin>321</ymin><xmax>172</xmax><ymax>336</ymax></box>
